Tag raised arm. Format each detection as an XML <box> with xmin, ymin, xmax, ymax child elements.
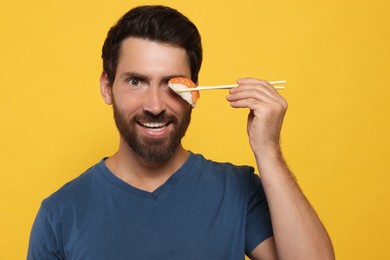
<box><xmin>227</xmin><ymin>78</ymin><xmax>334</xmax><ymax>260</ymax></box>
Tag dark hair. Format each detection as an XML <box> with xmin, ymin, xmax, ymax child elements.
<box><xmin>102</xmin><ymin>5</ymin><xmax>202</xmax><ymax>85</ymax></box>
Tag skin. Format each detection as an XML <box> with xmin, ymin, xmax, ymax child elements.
<box><xmin>100</xmin><ymin>37</ymin><xmax>335</xmax><ymax>259</ymax></box>
<box><xmin>100</xmin><ymin>37</ymin><xmax>192</xmax><ymax>192</ymax></box>
<box><xmin>227</xmin><ymin>79</ymin><xmax>335</xmax><ymax>259</ymax></box>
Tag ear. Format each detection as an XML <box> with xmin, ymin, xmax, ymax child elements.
<box><xmin>100</xmin><ymin>71</ymin><xmax>113</xmax><ymax>105</ymax></box>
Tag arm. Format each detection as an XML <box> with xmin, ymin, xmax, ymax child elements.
<box><xmin>227</xmin><ymin>78</ymin><xmax>334</xmax><ymax>260</ymax></box>
<box><xmin>28</xmin><ymin>203</ymin><xmax>63</xmax><ymax>259</ymax></box>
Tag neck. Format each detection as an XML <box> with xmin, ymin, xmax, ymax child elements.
<box><xmin>105</xmin><ymin>139</ymin><xmax>189</xmax><ymax>192</ymax></box>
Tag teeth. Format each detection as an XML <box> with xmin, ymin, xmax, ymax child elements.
<box><xmin>141</xmin><ymin>122</ymin><xmax>167</xmax><ymax>128</ymax></box>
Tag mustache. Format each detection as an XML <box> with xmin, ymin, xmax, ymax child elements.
<box><xmin>132</xmin><ymin>111</ymin><xmax>178</xmax><ymax>124</ymax></box>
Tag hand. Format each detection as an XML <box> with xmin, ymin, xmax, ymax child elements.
<box><xmin>228</xmin><ymin>78</ymin><xmax>335</xmax><ymax>259</ymax></box>
<box><xmin>226</xmin><ymin>77</ymin><xmax>288</xmax><ymax>158</ymax></box>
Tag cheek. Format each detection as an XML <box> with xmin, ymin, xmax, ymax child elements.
<box><xmin>112</xmin><ymin>91</ymin><xmax>143</xmax><ymax>113</ymax></box>
<box><xmin>164</xmin><ymin>86</ymin><xmax>183</xmax><ymax>101</ymax></box>
<box><xmin>168</xmin><ymin>96</ymin><xmax>192</xmax><ymax>115</ymax></box>
<box><xmin>161</xmin><ymin>88</ymin><xmax>189</xmax><ymax>111</ymax></box>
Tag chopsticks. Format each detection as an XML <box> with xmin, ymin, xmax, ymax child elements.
<box><xmin>176</xmin><ymin>80</ymin><xmax>286</xmax><ymax>93</ymax></box>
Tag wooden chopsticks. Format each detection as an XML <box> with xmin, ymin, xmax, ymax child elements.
<box><xmin>176</xmin><ymin>80</ymin><xmax>286</xmax><ymax>93</ymax></box>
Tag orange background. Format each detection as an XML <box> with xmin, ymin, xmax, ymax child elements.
<box><xmin>1</xmin><ymin>0</ymin><xmax>389</xmax><ymax>259</ymax></box>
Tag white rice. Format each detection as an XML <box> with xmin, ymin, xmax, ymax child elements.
<box><xmin>168</xmin><ymin>82</ymin><xmax>196</xmax><ymax>107</ymax></box>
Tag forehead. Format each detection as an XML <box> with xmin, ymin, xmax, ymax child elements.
<box><xmin>117</xmin><ymin>37</ymin><xmax>191</xmax><ymax>77</ymax></box>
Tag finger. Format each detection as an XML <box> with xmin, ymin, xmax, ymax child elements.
<box><xmin>228</xmin><ymin>84</ymin><xmax>282</xmax><ymax>105</ymax></box>
<box><xmin>227</xmin><ymin>88</ymin><xmax>276</xmax><ymax>104</ymax></box>
<box><xmin>228</xmin><ymin>97</ymin><xmax>262</xmax><ymax>111</ymax></box>
<box><xmin>237</xmin><ymin>77</ymin><xmax>266</xmax><ymax>84</ymax></box>
<box><xmin>228</xmin><ymin>95</ymin><xmax>279</xmax><ymax>114</ymax></box>
<box><xmin>227</xmin><ymin>87</ymin><xmax>288</xmax><ymax>112</ymax></box>
<box><xmin>230</xmin><ymin>78</ymin><xmax>281</xmax><ymax>99</ymax></box>
<box><xmin>235</xmin><ymin>78</ymin><xmax>280</xmax><ymax>95</ymax></box>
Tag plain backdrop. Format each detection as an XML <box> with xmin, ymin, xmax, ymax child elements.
<box><xmin>1</xmin><ymin>0</ymin><xmax>389</xmax><ymax>259</ymax></box>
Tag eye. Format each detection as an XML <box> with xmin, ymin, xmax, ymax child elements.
<box><xmin>163</xmin><ymin>80</ymin><xmax>176</xmax><ymax>95</ymax></box>
<box><xmin>128</xmin><ymin>78</ymin><xmax>140</xmax><ymax>86</ymax></box>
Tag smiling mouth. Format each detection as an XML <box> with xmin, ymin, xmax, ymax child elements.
<box><xmin>138</xmin><ymin>122</ymin><xmax>171</xmax><ymax>132</ymax></box>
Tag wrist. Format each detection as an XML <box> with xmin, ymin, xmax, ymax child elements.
<box><xmin>253</xmin><ymin>145</ymin><xmax>283</xmax><ymax>162</ymax></box>
<box><xmin>254</xmin><ymin>146</ymin><xmax>289</xmax><ymax>176</ymax></box>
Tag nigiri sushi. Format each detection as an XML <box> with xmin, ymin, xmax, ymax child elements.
<box><xmin>168</xmin><ymin>77</ymin><xmax>200</xmax><ymax>108</ymax></box>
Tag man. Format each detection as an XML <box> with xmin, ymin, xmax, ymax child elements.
<box><xmin>28</xmin><ymin>5</ymin><xmax>334</xmax><ymax>259</ymax></box>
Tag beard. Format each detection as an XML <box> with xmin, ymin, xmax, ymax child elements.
<box><xmin>112</xmin><ymin>102</ymin><xmax>191</xmax><ymax>165</ymax></box>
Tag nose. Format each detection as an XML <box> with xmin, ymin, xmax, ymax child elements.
<box><xmin>142</xmin><ymin>85</ymin><xmax>166</xmax><ymax>115</ymax></box>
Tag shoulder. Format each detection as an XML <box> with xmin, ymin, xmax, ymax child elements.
<box><xmin>193</xmin><ymin>152</ymin><xmax>255</xmax><ymax>175</ymax></box>
<box><xmin>191</xmin><ymin>153</ymin><xmax>259</xmax><ymax>188</ymax></box>
<box><xmin>41</xmin><ymin>160</ymin><xmax>103</xmax><ymax>209</ymax></box>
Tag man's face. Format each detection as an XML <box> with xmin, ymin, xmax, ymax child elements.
<box><xmin>104</xmin><ymin>37</ymin><xmax>193</xmax><ymax>164</ymax></box>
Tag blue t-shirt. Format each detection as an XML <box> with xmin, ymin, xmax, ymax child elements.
<box><xmin>28</xmin><ymin>153</ymin><xmax>272</xmax><ymax>260</ymax></box>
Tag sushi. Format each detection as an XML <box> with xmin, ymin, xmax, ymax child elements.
<box><xmin>168</xmin><ymin>77</ymin><xmax>200</xmax><ymax>107</ymax></box>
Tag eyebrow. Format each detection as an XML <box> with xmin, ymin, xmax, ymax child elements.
<box><xmin>162</xmin><ymin>74</ymin><xmax>189</xmax><ymax>81</ymax></box>
<box><xmin>120</xmin><ymin>72</ymin><xmax>189</xmax><ymax>81</ymax></box>
<box><xmin>120</xmin><ymin>72</ymin><xmax>150</xmax><ymax>81</ymax></box>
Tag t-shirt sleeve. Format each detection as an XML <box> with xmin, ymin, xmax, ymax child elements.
<box><xmin>27</xmin><ymin>202</ymin><xmax>64</xmax><ymax>260</ymax></box>
<box><xmin>245</xmin><ymin>171</ymin><xmax>273</xmax><ymax>254</ymax></box>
